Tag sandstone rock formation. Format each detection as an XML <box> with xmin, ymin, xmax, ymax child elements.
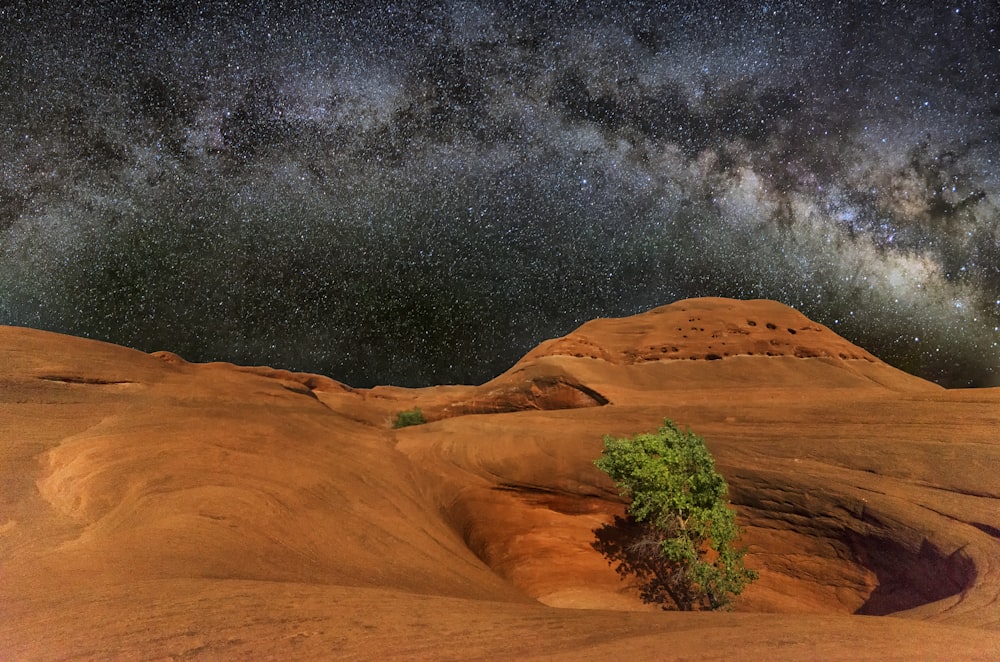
<box><xmin>2</xmin><ymin>298</ymin><xmax>999</xmax><ymax>659</ymax></box>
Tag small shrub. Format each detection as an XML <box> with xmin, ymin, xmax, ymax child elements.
<box><xmin>594</xmin><ymin>419</ymin><xmax>757</xmax><ymax>610</ymax></box>
<box><xmin>393</xmin><ymin>407</ymin><xmax>426</xmax><ymax>428</ymax></box>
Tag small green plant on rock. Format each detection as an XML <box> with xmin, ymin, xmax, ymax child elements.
<box><xmin>393</xmin><ymin>407</ymin><xmax>426</xmax><ymax>429</ymax></box>
<box><xmin>593</xmin><ymin>419</ymin><xmax>757</xmax><ymax>610</ymax></box>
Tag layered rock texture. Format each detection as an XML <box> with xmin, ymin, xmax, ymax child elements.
<box><xmin>2</xmin><ymin>298</ymin><xmax>999</xmax><ymax>659</ymax></box>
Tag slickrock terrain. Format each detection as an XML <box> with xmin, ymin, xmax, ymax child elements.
<box><xmin>2</xmin><ymin>297</ymin><xmax>999</xmax><ymax>659</ymax></box>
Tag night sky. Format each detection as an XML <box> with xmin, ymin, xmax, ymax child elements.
<box><xmin>2</xmin><ymin>1</ymin><xmax>999</xmax><ymax>388</ymax></box>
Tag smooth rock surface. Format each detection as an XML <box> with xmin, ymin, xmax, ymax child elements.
<box><xmin>2</xmin><ymin>298</ymin><xmax>999</xmax><ymax>659</ymax></box>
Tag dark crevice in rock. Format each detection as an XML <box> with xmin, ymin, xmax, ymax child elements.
<box><xmin>37</xmin><ymin>375</ymin><xmax>135</xmax><ymax>385</ymax></box>
<box><xmin>279</xmin><ymin>383</ymin><xmax>319</xmax><ymax>400</ymax></box>
<box><xmin>564</xmin><ymin>381</ymin><xmax>610</xmax><ymax>406</ymax></box>
<box><xmin>970</xmin><ymin>522</ymin><xmax>1000</xmax><ymax>539</ymax></box>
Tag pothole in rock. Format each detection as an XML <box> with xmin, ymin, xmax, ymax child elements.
<box><xmin>846</xmin><ymin>532</ymin><xmax>975</xmax><ymax>615</ymax></box>
<box><xmin>731</xmin><ymin>479</ymin><xmax>977</xmax><ymax>616</ymax></box>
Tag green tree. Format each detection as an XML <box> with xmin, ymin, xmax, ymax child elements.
<box><xmin>594</xmin><ymin>419</ymin><xmax>757</xmax><ymax>610</ymax></box>
<box><xmin>392</xmin><ymin>407</ymin><xmax>426</xmax><ymax>429</ymax></box>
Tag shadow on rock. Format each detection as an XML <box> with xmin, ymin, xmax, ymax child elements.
<box><xmin>850</xmin><ymin>534</ymin><xmax>976</xmax><ymax>616</ymax></box>
<box><xmin>593</xmin><ymin>515</ymin><xmax>703</xmax><ymax>611</ymax></box>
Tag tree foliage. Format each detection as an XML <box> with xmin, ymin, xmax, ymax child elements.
<box><xmin>594</xmin><ymin>419</ymin><xmax>757</xmax><ymax>610</ymax></box>
<box><xmin>392</xmin><ymin>407</ymin><xmax>426</xmax><ymax>429</ymax></box>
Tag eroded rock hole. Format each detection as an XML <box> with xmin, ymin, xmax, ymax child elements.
<box><xmin>730</xmin><ymin>479</ymin><xmax>976</xmax><ymax>617</ymax></box>
<box><xmin>848</xmin><ymin>533</ymin><xmax>975</xmax><ymax>616</ymax></box>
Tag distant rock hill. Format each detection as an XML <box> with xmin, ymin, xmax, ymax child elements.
<box><xmin>2</xmin><ymin>298</ymin><xmax>999</xmax><ymax>659</ymax></box>
<box><xmin>521</xmin><ymin>297</ymin><xmax>880</xmax><ymax>363</ymax></box>
<box><xmin>394</xmin><ymin>298</ymin><xmax>935</xmax><ymax>421</ymax></box>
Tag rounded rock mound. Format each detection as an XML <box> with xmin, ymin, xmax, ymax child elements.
<box><xmin>520</xmin><ymin>297</ymin><xmax>880</xmax><ymax>365</ymax></box>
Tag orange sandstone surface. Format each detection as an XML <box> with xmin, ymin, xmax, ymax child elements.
<box><xmin>2</xmin><ymin>297</ymin><xmax>999</xmax><ymax>660</ymax></box>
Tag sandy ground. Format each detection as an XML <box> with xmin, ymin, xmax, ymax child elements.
<box><xmin>2</xmin><ymin>298</ymin><xmax>999</xmax><ymax>659</ymax></box>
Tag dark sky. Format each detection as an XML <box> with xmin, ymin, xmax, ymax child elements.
<box><xmin>1</xmin><ymin>1</ymin><xmax>999</xmax><ymax>387</ymax></box>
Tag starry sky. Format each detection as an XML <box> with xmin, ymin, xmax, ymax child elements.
<box><xmin>2</xmin><ymin>1</ymin><xmax>999</xmax><ymax>388</ymax></box>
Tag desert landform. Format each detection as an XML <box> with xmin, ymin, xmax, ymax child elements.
<box><xmin>2</xmin><ymin>297</ymin><xmax>999</xmax><ymax>659</ymax></box>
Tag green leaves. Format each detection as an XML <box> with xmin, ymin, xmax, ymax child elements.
<box><xmin>392</xmin><ymin>407</ymin><xmax>426</xmax><ymax>429</ymax></box>
<box><xmin>594</xmin><ymin>419</ymin><xmax>757</xmax><ymax>610</ymax></box>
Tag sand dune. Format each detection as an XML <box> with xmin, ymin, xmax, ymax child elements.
<box><xmin>3</xmin><ymin>298</ymin><xmax>999</xmax><ymax>659</ymax></box>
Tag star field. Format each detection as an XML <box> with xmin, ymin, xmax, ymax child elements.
<box><xmin>1</xmin><ymin>1</ymin><xmax>999</xmax><ymax>387</ymax></box>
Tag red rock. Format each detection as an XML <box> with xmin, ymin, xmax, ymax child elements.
<box><xmin>2</xmin><ymin>298</ymin><xmax>999</xmax><ymax>659</ymax></box>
